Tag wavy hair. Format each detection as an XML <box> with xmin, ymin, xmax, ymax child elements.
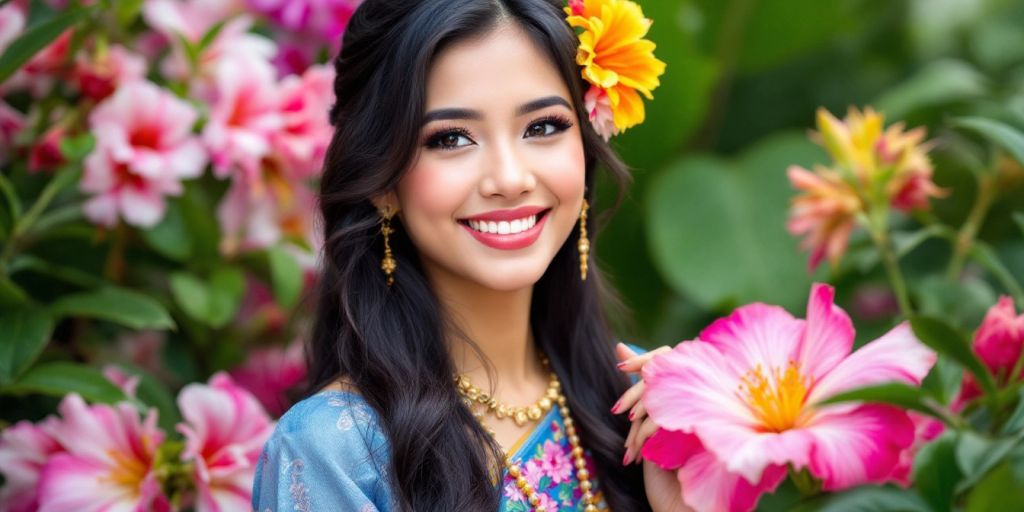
<box><xmin>307</xmin><ymin>0</ymin><xmax>649</xmax><ymax>509</ymax></box>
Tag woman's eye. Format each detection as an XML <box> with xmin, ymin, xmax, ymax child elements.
<box><xmin>426</xmin><ymin>130</ymin><xmax>474</xmax><ymax>150</ymax></box>
<box><xmin>524</xmin><ymin>117</ymin><xmax>573</xmax><ymax>138</ymax></box>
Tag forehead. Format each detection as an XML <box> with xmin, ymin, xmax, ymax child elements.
<box><xmin>425</xmin><ymin>23</ymin><xmax>572</xmax><ymax>113</ymax></box>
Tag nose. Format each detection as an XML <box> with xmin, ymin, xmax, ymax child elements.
<box><xmin>479</xmin><ymin>140</ymin><xmax>536</xmax><ymax>198</ymax></box>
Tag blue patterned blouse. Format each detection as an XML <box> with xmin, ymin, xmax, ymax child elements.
<box><xmin>252</xmin><ymin>346</ymin><xmax>644</xmax><ymax>511</ymax></box>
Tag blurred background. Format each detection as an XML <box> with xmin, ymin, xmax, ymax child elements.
<box><xmin>1</xmin><ymin>0</ymin><xmax>1023</xmax><ymax>510</ymax></box>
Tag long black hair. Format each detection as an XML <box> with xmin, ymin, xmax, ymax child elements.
<box><xmin>308</xmin><ymin>0</ymin><xmax>649</xmax><ymax>509</ymax></box>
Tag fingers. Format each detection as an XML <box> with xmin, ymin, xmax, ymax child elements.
<box><xmin>624</xmin><ymin>417</ymin><xmax>660</xmax><ymax>465</ymax></box>
<box><xmin>616</xmin><ymin>345</ymin><xmax>671</xmax><ymax>373</ymax></box>
<box><xmin>611</xmin><ymin>380</ymin><xmax>644</xmax><ymax>415</ymax></box>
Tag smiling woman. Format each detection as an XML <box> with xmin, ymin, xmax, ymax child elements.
<box><xmin>251</xmin><ymin>0</ymin><xmax>665</xmax><ymax>511</ymax></box>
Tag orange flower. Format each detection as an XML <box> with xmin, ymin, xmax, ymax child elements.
<box><xmin>565</xmin><ymin>0</ymin><xmax>665</xmax><ymax>134</ymax></box>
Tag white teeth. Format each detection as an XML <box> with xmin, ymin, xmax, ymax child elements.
<box><xmin>465</xmin><ymin>214</ymin><xmax>539</xmax><ymax>234</ymax></box>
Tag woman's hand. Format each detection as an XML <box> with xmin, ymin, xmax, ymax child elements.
<box><xmin>613</xmin><ymin>343</ymin><xmax>691</xmax><ymax>512</ymax></box>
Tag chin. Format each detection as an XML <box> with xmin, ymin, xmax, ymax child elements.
<box><xmin>463</xmin><ymin>259</ymin><xmax>552</xmax><ymax>292</ymax></box>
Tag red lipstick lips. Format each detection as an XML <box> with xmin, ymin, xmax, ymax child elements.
<box><xmin>458</xmin><ymin>206</ymin><xmax>550</xmax><ymax>250</ymax></box>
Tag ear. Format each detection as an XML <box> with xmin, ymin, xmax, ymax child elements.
<box><xmin>370</xmin><ymin>191</ymin><xmax>400</xmax><ymax>216</ymax></box>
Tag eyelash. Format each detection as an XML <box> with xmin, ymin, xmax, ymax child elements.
<box><xmin>423</xmin><ymin>114</ymin><xmax>575</xmax><ymax>151</ymax></box>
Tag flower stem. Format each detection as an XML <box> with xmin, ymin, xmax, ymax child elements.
<box><xmin>868</xmin><ymin>207</ymin><xmax>913</xmax><ymax>318</ymax></box>
<box><xmin>947</xmin><ymin>174</ymin><xmax>996</xmax><ymax>281</ymax></box>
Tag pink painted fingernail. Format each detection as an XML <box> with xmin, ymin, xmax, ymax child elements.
<box><xmin>616</xmin><ymin>361</ymin><xmax>627</xmax><ymax>369</ymax></box>
<box><xmin>611</xmin><ymin>400</ymin><xmax>621</xmax><ymax>413</ymax></box>
<box><xmin>623</xmin><ymin>451</ymin><xmax>632</xmax><ymax>465</ymax></box>
<box><xmin>628</xmin><ymin>409</ymin><xmax>635</xmax><ymax>421</ymax></box>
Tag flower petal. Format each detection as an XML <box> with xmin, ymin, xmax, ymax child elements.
<box><xmin>796</xmin><ymin>283</ymin><xmax>855</xmax><ymax>382</ymax></box>
<box><xmin>677</xmin><ymin>447</ymin><xmax>787</xmax><ymax>512</ymax></box>
<box><xmin>697</xmin><ymin>303</ymin><xmax>805</xmax><ymax>379</ymax></box>
<box><xmin>808</xmin><ymin>322</ymin><xmax>935</xmax><ymax>403</ymax></box>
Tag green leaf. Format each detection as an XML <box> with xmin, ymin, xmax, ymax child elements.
<box><xmin>1014</xmin><ymin>212</ymin><xmax>1024</xmax><ymax>239</ymax></box>
<box><xmin>267</xmin><ymin>246</ymin><xmax>302</xmax><ymax>309</ymax></box>
<box><xmin>0</xmin><ymin>307</ymin><xmax>54</xmax><ymax>386</ymax></box>
<box><xmin>0</xmin><ymin>8</ymin><xmax>88</xmax><ymax>83</ymax></box>
<box><xmin>140</xmin><ymin>200</ymin><xmax>192</xmax><ymax>261</ymax></box>
<box><xmin>955</xmin><ymin>430</ymin><xmax>1023</xmax><ymax>492</ymax></box>
<box><xmin>912</xmin><ymin>432</ymin><xmax>962</xmax><ymax>512</ymax></box>
<box><xmin>790</xmin><ymin>485</ymin><xmax>931</xmax><ymax>512</ymax></box>
<box><xmin>48</xmin><ymin>287</ymin><xmax>176</xmax><ymax>330</ymax></box>
<box><xmin>170</xmin><ymin>267</ymin><xmax>244</xmax><ymax>328</ymax></box>
<box><xmin>969</xmin><ymin>242</ymin><xmax>1024</xmax><ymax>305</ymax></box>
<box><xmin>952</xmin><ymin>116</ymin><xmax>1024</xmax><ymax>167</ymax></box>
<box><xmin>114</xmin><ymin>0</ymin><xmax>144</xmax><ymax>26</ymax></box>
<box><xmin>921</xmin><ymin>354</ymin><xmax>964</xmax><ymax>407</ymax></box>
<box><xmin>1</xmin><ymin>361</ymin><xmax>126</xmax><ymax>404</ymax></box>
<box><xmin>911</xmin><ymin>315</ymin><xmax>997</xmax><ymax>397</ymax></box>
<box><xmin>819</xmin><ymin>382</ymin><xmax>936</xmax><ymax>413</ymax></box>
<box><xmin>57</xmin><ymin>133</ymin><xmax>95</xmax><ymax>162</ymax></box>
<box><xmin>9</xmin><ymin>254</ymin><xmax>107</xmax><ymax>288</ymax></box>
<box><xmin>875</xmin><ymin>59</ymin><xmax>987</xmax><ymax>119</ymax></box>
<box><xmin>0</xmin><ymin>171</ymin><xmax>22</xmax><ymax>220</ymax></box>
<box><xmin>646</xmin><ymin>133</ymin><xmax>819</xmax><ymax>312</ymax></box>
<box><xmin>197</xmin><ymin>19</ymin><xmax>228</xmax><ymax>53</ymax></box>
<box><xmin>966</xmin><ymin>460</ymin><xmax>1024</xmax><ymax>512</ymax></box>
<box><xmin>0</xmin><ymin>275</ymin><xmax>29</xmax><ymax>307</ymax></box>
<box><xmin>1003</xmin><ymin>388</ymin><xmax>1024</xmax><ymax>435</ymax></box>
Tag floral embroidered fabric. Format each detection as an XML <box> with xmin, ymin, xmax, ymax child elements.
<box><xmin>252</xmin><ymin>345</ymin><xmax>644</xmax><ymax>511</ymax></box>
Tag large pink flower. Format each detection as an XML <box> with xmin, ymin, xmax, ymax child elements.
<box><xmin>176</xmin><ymin>372</ymin><xmax>274</xmax><ymax>512</ymax></box>
<box><xmin>36</xmin><ymin>394</ymin><xmax>167</xmax><ymax>512</ymax></box>
<box><xmin>229</xmin><ymin>338</ymin><xmax>307</xmax><ymax>416</ymax></box>
<box><xmin>81</xmin><ymin>80</ymin><xmax>207</xmax><ymax>227</ymax></box>
<box><xmin>641</xmin><ymin>283</ymin><xmax>936</xmax><ymax>512</ymax></box>
<box><xmin>72</xmin><ymin>45</ymin><xmax>147</xmax><ymax>101</ymax></box>
<box><xmin>202</xmin><ymin>56</ymin><xmax>283</xmax><ymax>183</ymax></box>
<box><xmin>272</xmin><ymin>64</ymin><xmax>334</xmax><ymax>180</ymax></box>
<box><xmin>0</xmin><ymin>418</ymin><xmax>63</xmax><ymax>512</ymax></box>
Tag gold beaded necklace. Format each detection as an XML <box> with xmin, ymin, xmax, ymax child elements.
<box><xmin>454</xmin><ymin>355</ymin><xmax>600</xmax><ymax>512</ymax></box>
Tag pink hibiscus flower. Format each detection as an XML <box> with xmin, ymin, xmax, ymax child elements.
<box><xmin>641</xmin><ymin>283</ymin><xmax>936</xmax><ymax>512</ymax></box>
<box><xmin>584</xmin><ymin>85</ymin><xmax>618</xmax><ymax>141</ymax></box>
<box><xmin>176</xmin><ymin>372</ymin><xmax>274</xmax><ymax>512</ymax></box>
<box><xmin>0</xmin><ymin>418</ymin><xmax>63</xmax><ymax>512</ymax></box>
<box><xmin>81</xmin><ymin>80</ymin><xmax>207</xmax><ymax>227</ymax></box>
<box><xmin>273</xmin><ymin>64</ymin><xmax>334</xmax><ymax>180</ymax></box>
<box><xmin>36</xmin><ymin>394</ymin><xmax>168</xmax><ymax>512</ymax></box>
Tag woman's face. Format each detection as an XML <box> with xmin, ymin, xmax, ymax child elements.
<box><xmin>384</xmin><ymin>23</ymin><xmax>586</xmax><ymax>292</ymax></box>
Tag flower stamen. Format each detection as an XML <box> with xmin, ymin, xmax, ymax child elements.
<box><xmin>739</xmin><ymin>361</ymin><xmax>811</xmax><ymax>432</ymax></box>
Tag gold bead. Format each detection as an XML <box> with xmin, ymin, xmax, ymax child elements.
<box><xmin>569</xmin><ymin>435</ymin><xmax>580</xmax><ymax>445</ymax></box>
<box><xmin>572</xmin><ymin>446</ymin><xmax>583</xmax><ymax>457</ymax></box>
<box><xmin>538</xmin><ymin>397</ymin><xmax>552</xmax><ymax>410</ymax></box>
<box><xmin>563</xmin><ymin>416</ymin><xmax>573</xmax><ymax>428</ymax></box>
<box><xmin>528</xmin><ymin>494</ymin><xmax>541</xmax><ymax>506</ymax></box>
<box><xmin>577</xmin><ymin>468</ymin><xmax>590</xmax><ymax>480</ymax></box>
<box><xmin>557</xmin><ymin>395</ymin><xmax>567</xmax><ymax>406</ymax></box>
<box><xmin>547</xmin><ymin>388</ymin><xmax>559</xmax><ymax>400</ymax></box>
<box><xmin>508</xmin><ymin>465</ymin><xmax>521</xmax><ymax>478</ymax></box>
<box><xmin>580</xmin><ymin>480</ymin><xmax>592</xmax><ymax>492</ymax></box>
<box><xmin>528</xmin><ymin>406</ymin><xmax>542</xmax><ymax>421</ymax></box>
<box><xmin>585</xmin><ymin>505</ymin><xmax>598</xmax><ymax>512</ymax></box>
<box><xmin>574</xmin><ymin>458</ymin><xmax>587</xmax><ymax>470</ymax></box>
<box><xmin>514</xmin><ymin>410</ymin><xmax>528</xmax><ymax>426</ymax></box>
<box><xmin>516</xmin><ymin>476</ymin><xmax>528</xmax><ymax>489</ymax></box>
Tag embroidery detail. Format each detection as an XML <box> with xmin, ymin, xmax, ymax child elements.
<box><xmin>286</xmin><ymin>458</ymin><xmax>310</xmax><ymax>512</ymax></box>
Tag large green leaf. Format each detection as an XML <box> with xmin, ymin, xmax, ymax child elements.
<box><xmin>912</xmin><ymin>432</ymin><xmax>962</xmax><ymax>512</ymax></box>
<box><xmin>1</xmin><ymin>361</ymin><xmax>126</xmax><ymax>404</ymax></box>
<box><xmin>0</xmin><ymin>307</ymin><xmax>54</xmax><ymax>386</ymax></box>
<box><xmin>910</xmin><ymin>316</ymin><xmax>997</xmax><ymax>396</ymax></box>
<box><xmin>141</xmin><ymin>199</ymin><xmax>193</xmax><ymax>262</ymax></box>
<box><xmin>956</xmin><ymin>430</ymin><xmax>1023</xmax><ymax>492</ymax></box>
<box><xmin>966</xmin><ymin>460</ymin><xmax>1024</xmax><ymax>512</ymax></box>
<box><xmin>952</xmin><ymin>116</ymin><xmax>1024</xmax><ymax>167</ymax></box>
<box><xmin>646</xmin><ymin>133</ymin><xmax>819</xmax><ymax>311</ymax></box>
<box><xmin>267</xmin><ymin>246</ymin><xmax>302</xmax><ymax>309</ymax></box>
<box><xmin>791</xmin><ymin>485</ymin><xmax>931</xmax><ymax>512</ymax></box>
<box><xmin>170</xmin><ymin>266</ymin><xmax>244</xmax><ymax>328</ymax></box>
<box><xmin>0</xmin><ymin>8</ymin><xmax>88</xmax><ymax>83</ymax></box>
<box><xmin>48</xmin><ymin>287</ymin><xmax>176</xmax><ymax>330</ymax></box>
<box><xmin>875</xmin><ymin>59</ymin><xmax>987</xmax><ymax>119</ymax></box>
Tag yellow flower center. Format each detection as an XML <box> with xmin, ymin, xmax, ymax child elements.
<box><xmin>739</xmin><ymin>362</ymin><xmax>811</xmax><ymax>432</ymax></box>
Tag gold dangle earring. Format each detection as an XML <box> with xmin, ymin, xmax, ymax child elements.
<box><xmin>578</xmin><ymin>197</ymin><xmax>589</xmax><ymax>281</ymax></box>
<box><xmin>379</xmin><ymin>206</ymin><xmax>397</xmax><ymax>286</ymax></box>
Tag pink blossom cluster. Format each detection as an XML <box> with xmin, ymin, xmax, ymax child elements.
<box><xmin>0</xmin><ymin>372</ymin><xmax>273</xmax><ymax>512</ymax></box>
<box><xmin>0</xmin><ymin>0</ymin><xmax>337</xmax><ymax>256</ymax></box>
<box><xmin>639</xmin><ymin>283</ymin><xmax>937</xmax><ymax>512</ymax></box>
<box><xmin>956</xmin><ymin>296</ymin><xmax>1024</xmax><ymax>407</ymax></box>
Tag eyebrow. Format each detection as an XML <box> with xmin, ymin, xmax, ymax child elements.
<box><xmin>421</xmin><ymin>95</ymin><xmax>572</xmax><ymax>125</ymax></box>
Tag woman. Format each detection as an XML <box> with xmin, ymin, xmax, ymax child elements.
<box><xmin>252</xmin><ymin>0</ymin><xmax>683</xmax><ymax>510</ymax></box>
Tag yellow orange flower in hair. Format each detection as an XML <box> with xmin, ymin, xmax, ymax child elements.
<box><xmin>565</xmin><ymin>0</ymin><xmax>666</xmax><ymax>139</ymax></box>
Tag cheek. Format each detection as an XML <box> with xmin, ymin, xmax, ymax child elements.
<box><xmin>537</xmin><ymin>138</ymin><xmax>587</xmax><ymax>202</ymax></box>
<box><xmin>398</xmin><ymin>155</ymin><xmax>474</xmax><ymax>221</ymax></box>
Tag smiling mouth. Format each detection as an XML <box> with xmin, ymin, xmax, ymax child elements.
<box><xmin>457</xmin><ymin>209</ymin><xmax>551</xmax><ymax>235</ymax></box>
